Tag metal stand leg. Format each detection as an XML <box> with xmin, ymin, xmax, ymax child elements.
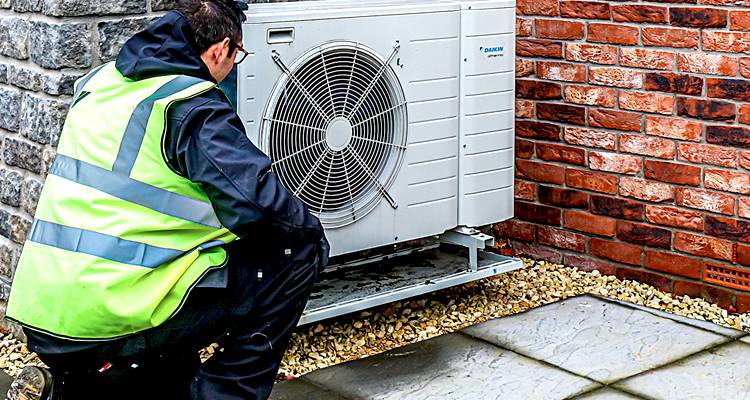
<box><xmin>438</xmin><ymin>227</ymin><xmax>495</xmax><ymax>272</ymax></box>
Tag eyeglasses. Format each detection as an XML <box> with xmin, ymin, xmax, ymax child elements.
<box><xmin>229</xmin><ymin>41</ymin><xmax>250</xmax><ymax>64</ymax></box>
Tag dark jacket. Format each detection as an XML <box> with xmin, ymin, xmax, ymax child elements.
<box><xmin>116</xmin><ymin>11</ymin><xmax>325</xmax><ymax>246</ymax></box>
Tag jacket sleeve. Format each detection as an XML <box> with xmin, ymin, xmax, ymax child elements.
<box><xmin>165</xmin><ymin>94</ymin><xmax>324</xmax><ymax>243</ymax></box>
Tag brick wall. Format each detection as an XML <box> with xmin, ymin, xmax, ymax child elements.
<box><xmin>500</xmin><ymin>0</ymin><xmax>750</xmax><ymax>312</ymax></box>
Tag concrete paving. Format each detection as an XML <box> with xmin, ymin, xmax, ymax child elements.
<box><xmin>271</xmin><ymin>294</ymin><xmax>749</xmax><ymax>400</ymax></box>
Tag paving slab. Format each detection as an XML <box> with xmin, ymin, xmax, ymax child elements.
<box><xmin>462</xmin><ymin>295</ymin><xmax>728</xmax><ymax>383</ymax></box>
<box><xmin>573</xmin><ymin>387</ymin><xmax>643</xmax><ymax>400</ymax></box>
<box><xmin>304</xmin><ymin>333</ymin><xmax>600</xmax><ymax>400</ymax></box>
<box><xmin>740</xmin><ymin>335</ymin><xmax>750</xmax><ymax>344</ymax></box>
<box><xmin>593</xmin><ymin>295</ymin><xmax>745</xmax><ymax>338</ymax></box>
<box><xmin>270</xmin><ymin>378</ymin><xmax>351</xmax><ymax>400</ymax></box>
<box><xmin>616</xmin><ymin>341</ymin><xmax>750</xmax><ymax>400</ymax></box>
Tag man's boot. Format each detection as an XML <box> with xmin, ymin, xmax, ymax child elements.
<box><xmin>6</xmin><ymin>366</ymin><xmax>55</xmax><ymax>400</ymax></box>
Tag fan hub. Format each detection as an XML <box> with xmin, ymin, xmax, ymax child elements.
<box><xmin>325</xmin><ymin>117</ymin><xmax>353</xmax><ymax>151</ymax></box>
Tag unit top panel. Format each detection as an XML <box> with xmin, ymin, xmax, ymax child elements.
<box><xmin>246</xmin><ymin>0</ymin><xmax>460</xmax><ymax>23</ymax></box>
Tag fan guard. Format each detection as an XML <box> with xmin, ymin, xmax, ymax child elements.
<box><xmin>262</xmin><ymin>42</ymin><xmax>408</xmax><ymax>228</ymax></box>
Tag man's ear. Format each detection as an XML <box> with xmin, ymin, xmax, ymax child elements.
<box><xmin>216</xmin><ymin>37</ymin><xmax>232</xmax><ymax>60</ymax></box>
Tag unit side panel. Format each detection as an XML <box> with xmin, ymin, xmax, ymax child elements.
<box><xmin>458</xmin><ymin>4</ymin><xmax>515</xmax><ymax>227</ymax></box>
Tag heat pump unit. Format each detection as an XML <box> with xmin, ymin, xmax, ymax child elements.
<box><xmin>239</xmin><ymin>0</ymin><xmax>516</xmax><ymax>258</ymax></box>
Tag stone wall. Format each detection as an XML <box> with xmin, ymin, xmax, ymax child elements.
<box><xmin>499</xmin><ymin>0</ymin><xmax>750</xmax><ymax>312</ymax></box>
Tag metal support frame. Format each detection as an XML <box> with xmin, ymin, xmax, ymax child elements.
<box><xmin>438</xmin><ymin>226</ymin><xmax>495</xmax><ymax>271</ymax></box>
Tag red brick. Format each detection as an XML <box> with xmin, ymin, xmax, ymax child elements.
<box><xmin>565</xmin><ymin>254</ymin><xmax>616</xmax><ymax>276</ymax></box>
<box><xmin>707</xmin><ymin>125</ymin><xmax>750</xmax><ymax>148</ymax></box>
<box><xmin>644</xmin><ymin>160</ymin><xmax>701</xmax><ymax>186</ymax></box>
<box><xmin>741</xmin><ymin>58</ymin><xmax>750</xmax><ymax>78</ymax></box>
<box><xmin>703</xmin><ymin>31</ymin><xmax>750</xmax><ymax>54</ymax></box>
<box><xmin>646</xmin><ymin>205</ymin><xmax>703</xmax><ymax>231</ymax></box>
<box><xmin>516</xmin><ymin>139</ymin><xmax>534</xmax><ymax>159</ymax></box>
<box><xmin>620</xmin><ymin>134</ymin><xmax>675</xmax><ymax>159</ymax></box>
<box><xmin>538</xmin><ymin>226</ymin><xmax>587</xmax><ymax>252</ymax></box>
<box><xmin>516</xmin><ymin>100</ymin><xmax>534</xmax><ymax>119</ymax></box>
<box><xmin>567</xmin><ymin>169</ymin><xmax>618</xmax><ymax>194</ymax></box>
<box><xmin>615</xmin><ymin>268</ymin><xmax>672</xmax><ymax>292</ymax></box>
<box><xmin>677</xmin><ymin>97</ymin><xmax>736</xmax><ymax>122</ymax></box>
<box><xmin>705</xmin><ymin>215</ymin><xmax>750</xmax><ymax>242</ymax></box>
<box><xmin>676</xmin><ymin>188</ymin><xmax>735</xmax><ymax>215</ymax></box>
<box><xmin>511</xmin><ymin>241</ymin><xmax>563</xmax><ymax>264</ymax></box>
<box><xmin>560</xmin><ymin>1</ymin><xmax>610</xmax><ymax>20</ymax></box>
<box><xmin>739</xmin><ymin>197</ymin><xmax>750</xmax><ymax>218</ymax></box>
<box><xmin>645</xmin><ymin>116</ymin><xmax>702</xmax><ymax>142</ymax></box>
<box><xmin>517</xmin><ymin>17</ymin><xmax>533</xmax><ymax>36</ymax></box>
<box><xmin>516</xmin><ymin>121</ymin><xmax>561</xmax><ymax>141</ymax></box>
<box><xmin>613</xmin><ymin>4</ymin><xmax>667</xmax><ymax>23</ymax></box>
<box><xmin>589</xmin><ymin>152</ymin><xmax>642</xmax><ymax>175</ymax></box>
<box><xmin>707</xmin><ymin>78</ymin><xmax>750</xmax><ymax>102</ymax></box>
<box><xmin>516</xmin><ymin>58</ymin><xmax>534</xmax><ymax>78</ymax></box>
<box><xmin>643</xmin><ymin>27</ymin><xmax>699</xmax><ymax>49</ymax></box>
<box><xmin>536</xmin><ymin>143</ymin><xmax>586</xmax><ymax>166</ymax></box>
<box><xmin>589</xmin><ymin>109</ymin><xmax>641</xmax><ymax>132</ymax></box>
<box><xmin>515</xmin><ymin>180</ymin><xmax>536</xmax><ymax>200</ymax></box>
<box><xmin>705</xmin><ymin>169</ymin><xmax>750</xmax><ymax>194</ymax></box>
<box><xmin>589</xmin><ymin>67</ymin><xmax>643</xmax><ymax>89</ymax></box>
<box><xmin>678</xmin><ymin>53</ymin><xmax>738</xmax><ymax>76</ymax></box>
<box><xmin>731</xmin><ymin>10</ymin><xmax>750</xmax><ymax>30</ymax></box>
<box><xmin>564</xmin><ymin>210</ymin><xmax>616</xmax><ymax>236</ymax></box>
<box><xmin>493</xmin><ymin>220</ymin><xmax>536</xmax><ymax>242</ymax></box>
<box><xmin>537</xmin><ymin>61</ymin><xmax>586</xmax><ymax>83</ymax></box>
<box><xmin>535</xmin><ymin>19</ymin><xmax>585</xmax><ymax>40</ymax></box>
<box><xmin>737</xmin><ymin>243</ymin><xmax>750</xmax><ymax>266</ymax></box>
<box><xmin>617</xmin><ymin>221</ymin><xmax>671</xmax><ymax>248</ymax></box>
<box><xmin>737</xmin><ymin>294</ymin><xmax>750</xmax><ymax>314</ymax></box>
<box><xmin>539</xmin><ymin>185</ymin><xmax>589</xmax><ymax>208</ymax></box>
<box><xmin>702</xmin><ymin>0</ymin><xmax>750</xmax><ymax>5</ymax></box>
<box><xmin>619</xmin><ymin>91</ymin><xmax>674</xmax><ymax>115</ymax></box>
<box><xmin>620</xmin><ymin>48</ymin><xmax>675</xmax><ymax>71</ymax></box>
<box><xmin>670</xmin><ymin>7</ymin><xmax>728</xmax><ymax>28</ymax></box>
<box><xmin>645</xmin><ymin>251</ymin><xmax>702</xmax><ymax>279</ymax></box>
<box><xmin>537</xmin><ymin>103</ymin><xmax>587</xmax><ymax>126</ymax></box>
<box><xmin>674</xmin><ymin>232</ymin><xmax>733</xmax><ymax>261</ymax></box>
<box><xmin>564</xmin><ymin>127</ymin><xmax>616</xmax><ymax>150</ymax></box>
<box><xmin>591</xmin><ymin>195</ymin><xmax>645</xmax><ymax>221</ymax></box>
<box><xmin>644</xmin><ymin>73</ymin><xmax>703</xmax><ymax>96</ymax></box>
<box><xmin>517</xmin><ymin>0</ymin><xmax>558</xmax><ymax>16</ymax></box>
<box><xmin>742</xmin><ymin>151</ymin><xmax>750</xmax><ymax>170</ymax></box>
<box><xmin>517</xmin><ymin>39</ymin><xmax>563</xmax><ymax>58</ymax></box>
<box><xmin>673</xmin><ymin>281</ymin><xmax>735</xmax><ymax>311</ymax></box>
<box><xmin>741</xmin><ymin>105</ymin><xmax>750</xmax><ymax>125</ymax></box>
<box><xmin>563</xmin><ymin>85</ymin><xmax>616</xmax><ymax>107</ymax></box>
<box><xmin>619</xmin><ymin>177</ymin><xmax>675</xmax><ymax>202</ymax></box>
<box><xmin>517</xmin><ymin>80</ymin><xmax>562</xmax><ymax>100</ymax></box>
<box><xmin>565</xmin><ymin>43</ymin><xmax>617</xmax><ymax>65</ymax></box>
<box><xmin>516</xmin><ymin>160</ymin><xmax>565</xmax><ymax>184</ymax></box>
<box><xmin>677</xmin><ymin>143</ymin><xmax>736</xmax><ymax>168</ymax></box>
<box><xmin>590</xmin><ymin>238</ymin><xmax>642</xmax><ymax>266</ymax></box>
<box><xmin>588</xmin><ymin>23</ymin><xmax>639</xmax><ymax>45</ymax></box>
<box><xmin>515</xmin><ymin>201</ymin><xmax>562</xmax><ymax>225</ymax></box>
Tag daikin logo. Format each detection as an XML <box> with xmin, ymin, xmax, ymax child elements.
<box><xmin>479</xmin><ymin>46</ymin><xmax>504</xmax><ymax>59</ymax></box>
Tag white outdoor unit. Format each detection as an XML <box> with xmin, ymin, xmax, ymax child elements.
<box><xmin>238</xmin><ymin>0</ymin><xmax>521</xmax><ymax>323</ymax></box>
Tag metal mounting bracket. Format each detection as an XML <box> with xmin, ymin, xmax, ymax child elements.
<box><xmin>438</xmin><ymin>226</ymin><xmax>495</xmax><ymax>272</ymax></box>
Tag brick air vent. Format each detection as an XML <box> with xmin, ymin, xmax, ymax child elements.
<box><xmin>704</xmin><ymin>263</ymin><xmax>750</xmax><ymax>292</ymax></box>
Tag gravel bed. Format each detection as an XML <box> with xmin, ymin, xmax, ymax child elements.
<box><xmin>1</xmin><ymin>259</ymin><xmax>748</xmax><ymax>380</ymax></box>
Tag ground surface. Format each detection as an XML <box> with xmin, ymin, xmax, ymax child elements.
<box><xmin>270</xmin><ymin>294</ymin><xmax>750</xmax><ymax>400</ymax></box>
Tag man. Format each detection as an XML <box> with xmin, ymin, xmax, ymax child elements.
<box><xmin>5</xmin><ymin>0</ymin><xmax>328</xmax><ymax>399</ymax></box>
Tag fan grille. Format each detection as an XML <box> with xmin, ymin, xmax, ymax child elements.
<box><xmin>263</xmin><ymin>42</ymin><xmax>407</xmax><ymax>228</ymax></box>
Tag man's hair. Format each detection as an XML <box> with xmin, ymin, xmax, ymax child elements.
<box><xmin>179</xmin><ymin>0</ymin><xmax>247</xmax><ymax>53</ymax></box>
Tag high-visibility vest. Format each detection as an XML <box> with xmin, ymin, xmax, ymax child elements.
<box><xmin>6</xmin><ymin>62</ymin><xmax>238</xmax><ymax>340</ymax></box>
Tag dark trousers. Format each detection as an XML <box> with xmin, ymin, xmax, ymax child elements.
<box><xmin>26</xmin><ymin>238</ymin><xmax>321</xmax><ymax>400</ymax></box>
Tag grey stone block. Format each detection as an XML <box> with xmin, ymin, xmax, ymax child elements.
<box><xmin>0</xmin><ymin>64</ymin><xmax>7</xmax><ymax>84</ymax></box>
<box><xmin>4</xmin><ymin>137</ymin><xmax>43</xmax><ymax>174</ymax></box>
<box><xmin>8</xmin><ymin>65</ymin><xmax>43</xmax><ymax>92</ymax></box>
<box><xmin>305</xmin><ymin>333</ymin><xmax>600</xmax><ymax>400</ymax></box>
<box><xmin>29</xmin><ymin>21</ymin><xmax>92</xmax><ymax>70</ymax></box>
<box><xmin>13</xmin><ymin>0</ymin><xmax>42</xmax><ymax>12</ymax></box>
<box><xmin>20</xmin><ymin>94</ymin><xmax>69</xmax><ymax>146</ymax></box>
<box><xmin>43</xmin><ymin>0</ymin><xmax>146</xmax><ymax>16</ymax></box>
<box><xmin>0</xmin><ymin>0</ymin><xmax>10</xmax><ymax>9</ymax></box>
<box><xmin>616</xmin><ymin>342</ymin><xmax>750</xmax><ymax>399</ymax></box>
<box><xmin>44</xmin><ymin>71</ymin><xmax>81</xmax><ymax>96</ymax></box>
<box><xmin>463</xmin><ymin>295</ymin><xmax>728</xmax><ymax>383</ymax></box>
<box><xmin>0</xmin><ymin>242</ymin><xmax>18</xmax><ymax>280</ymax></box>
<box><xmin>0</xmin><ymin>17</ymin><xmax>29</xmax><ymax>60</ymax></box>
<box><xmin>9</xmin><ymin>213</ymin><xmax>31</xmax><ymax>244</ymax></box>
<box><xmin>0</xmin><ymin>210</ymin><xmax>10</xmax><ymax>242</ymax></box>
<box><xmin>22</xmin><ymin>178</ymin><xmax>42</xmax><ymax>216</ymax></box>
<box><xmin>98</xmin><ymin>17</ymin><xmax>156</xmax><ymax>62</ymax></box>
<box><xmin>0</xmin><ymin>87</ymin><xmax>21</xmax><ymax>132</ymax></box>
<box><xmin>0</xmin><ymin>169</ymin><xmax>22</xmax><ymax>207</ymax></box>
<box><xmin>269</xmin><ymin>379</ymin><xmax>350</xmax><ymax>400</ymax></box>
<box><xmin>151</xmin><ymin>0</ymin><xmax>177</xmax><ymax>11</ymax></box>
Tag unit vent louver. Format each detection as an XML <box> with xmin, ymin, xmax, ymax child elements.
<box><xmin>262</xmin><ymin>42</ymin><xmax>408</xmax><ymax>228</ymax></box>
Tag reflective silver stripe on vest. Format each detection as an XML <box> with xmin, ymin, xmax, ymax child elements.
<box><xmin>73</xmin><ymin>64</ymin><xmax>107</xmax><ymax>99</ymax></box>
<box><xmin>29</xmin><ymin>220</ymin><xmax>183</xmax><ymax>269</ymax></box>
<box><xmin>112</xmin><ymin>76</ymin><xmax>209</xmax><ymax>175</ymax></box>
<box><xmin>50</xmin><ymin>154</ymin><xmax>222</xmax><ymax>228</ymax></box>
